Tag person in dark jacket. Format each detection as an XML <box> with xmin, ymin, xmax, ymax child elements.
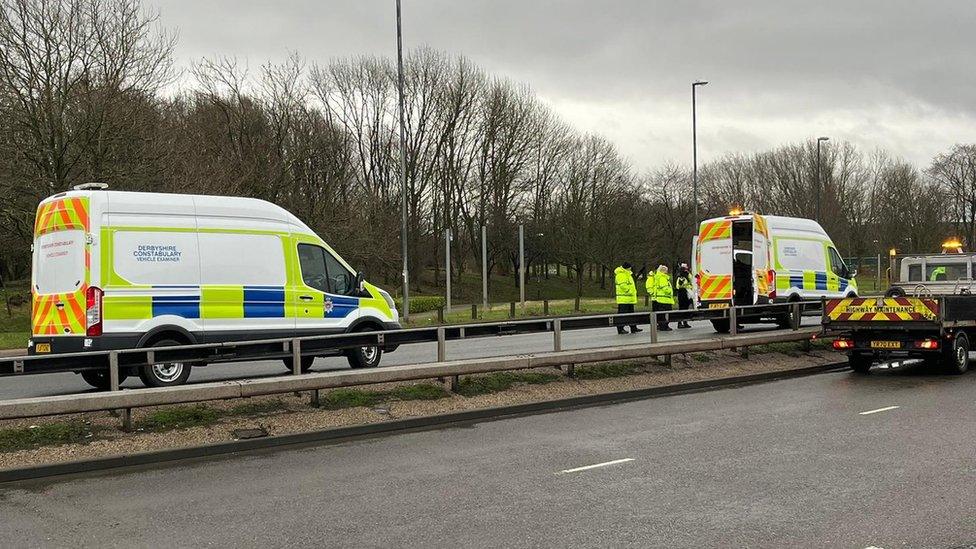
<box><xmin>675</xmin><ymin>263</ymin><xmax>693</xmax><ymax>328</ymax></box>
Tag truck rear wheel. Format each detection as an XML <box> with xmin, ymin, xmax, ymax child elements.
<box><xmin>849</xmin><ymin>353</ymin><xmax>873</xmax><ymax>374</ymax></box>
<box><xmin>944</xmin><ymin>333</ymin><xmax>970</xmax><ymax>375</ymax></box>
<box><xmin>281</xmin><ymin>356</ymin><xmax>315</xmax><ymax>373</ymax></box>
<box><xmin>138</xmin><ymin>338</ymin><xmax>192</xmax><ymax>388</ymax></box>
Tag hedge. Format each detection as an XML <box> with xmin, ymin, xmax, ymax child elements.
<box><xmin>394</xmin><ymin>295</ymin><xmax>446</xmax><ymax>314</ymax></box>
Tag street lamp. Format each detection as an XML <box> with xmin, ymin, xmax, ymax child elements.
<box><xmin>815</xmin><ymin>136</ymin><xmax>829</xmax><ymax>223</ymax></box>
<box><xmin>395</xmin><ymin>0</ymin><xmax>409</xmax><ymax>320</ymax></box>
<box><xmin>692</xmin><ymin>80</ymin><xmax>708</xmax><ymax>228</ymax></box>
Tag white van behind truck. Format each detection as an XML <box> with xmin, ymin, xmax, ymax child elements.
<box><xmin>692</xmin><ymin>212</ymin><xmax>857</xmax><ymax>332</ymax></box>
<box><xmin>29</xmin><ymin>186</ymin><xmax>400</xmax><ymax>388</ymax></box>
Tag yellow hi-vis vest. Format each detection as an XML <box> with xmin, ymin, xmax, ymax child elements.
<box><xmin>614</xmin><ymin>266</ymin><xmax>637</xmax><ymax>304</ymax></box>
<box><xmin>646</xmin><ymin>271</ymin><xmax>675</xmax><ymax>305</ymax></box>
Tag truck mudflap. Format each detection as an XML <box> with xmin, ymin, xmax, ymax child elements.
<box><xmin>825</xmin><ymin>297</ymin><xmax>939</xmax><ymax>322</ymax></box>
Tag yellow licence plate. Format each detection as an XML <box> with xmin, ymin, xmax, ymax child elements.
<box><xmin>708</xmin><ymin>303</ymin><xmax>730</xmax><ymax>309</ymax></box>
<box><xmin>35</xmin><ymin>343</ymin><xmax>51</xmax><ymax>353</ymax></box>
<box><xmin>870</xmin><ymin>341</ymin><xmax>901</xmax><ymax>349</ymax></box>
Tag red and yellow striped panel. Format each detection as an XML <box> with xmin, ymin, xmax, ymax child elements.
<box><xmin>699</xmin><ymin>273</ymin><xmax>732</xmax><ymax>301</ymax></box>
<box><xmin>698</xmin><ymin>220</ymin><xmax>732</xmax><ymax>243</ymax></box>
<box><xmin>826</xmin><ymin>297</ymin><xmax>938</xmax><ymax>322</ymax></box>
<box><xmin>31</xmin><ymin>196</ymin><xmax>91</xmax><ymax>336</ymax></box>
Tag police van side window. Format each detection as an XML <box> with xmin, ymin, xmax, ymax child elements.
<box><xmin>297</xmin><ymin>244</ymin><xmax>329</xmax><ymax>292</ymax></box>
<box><xmin>323</xmin><ymin>250</ymin><xmax>353</xmax><ymax>295</ymax></box>
<box><xmin>827</xmin><ymin>248</ymin><xmax>847</xmax><ymax>277</ymax></box>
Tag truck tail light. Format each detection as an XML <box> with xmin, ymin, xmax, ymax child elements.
<box><xmin>915</xmin><ymin>339</ymin><xmax>939</xmax><ymax>350</ymax></box>
<box><xmin>832</xmin><ymin>338</ymin><xmax>854</xmax><ymax>350</ymax></box>
<box><xmin>86</xmin><ymin>286</ymin><xmax>103</xmax><ymax>337</ymax></box>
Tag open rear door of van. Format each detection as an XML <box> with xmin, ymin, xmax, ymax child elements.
<box><xmin>695</xmin><ymin>218</ymin><xmax>734</xmax><ymax>307</ymax></box>
<box><xmin>31</xmin><ymin>197</ymin><xmax>90</xmax><ymax>339</ymax></box>
<box><xmin>752</xmin><ymin>214</ymin><xmax>774</xmax><ymax>301</ymax></box>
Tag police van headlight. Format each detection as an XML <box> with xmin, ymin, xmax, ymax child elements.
<box><xmin>379</xmin><ymin>289</ymin><xmax>396</xmax><ymax>312</ymax></box>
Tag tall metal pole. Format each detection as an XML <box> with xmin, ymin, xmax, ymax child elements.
<box><xmin>518</xmin><ymin>224</ymin><xmax>525</xmax><ymax>308</ymax></box>
<box><xmin>481</xmin><ymin>225</ymin><xmax>488</xmax><ymax>311</ymax></box>
<box><xmin>445</xmin><ymin>228</ymin><xmax>452</xmax><ymax>312</ymax></box>
<box><xmin>692</xmin><ymin>81</ymin><xmax>707</xmax><ymax>227</ymax></box>
<box><xmin>396</xmin><ymin>0</ymin><xmax>409</xmax><ymax>320</ymax></box>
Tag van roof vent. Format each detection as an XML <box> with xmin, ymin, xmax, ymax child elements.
<box><xmin>73</xmin><ymin>182</ymin><xmax>109</xmax><ymax>191</ymax></box>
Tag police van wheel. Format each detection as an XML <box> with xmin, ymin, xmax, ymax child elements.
<box><xmin>710</xmin><ymin>319</ymin><xmax>730</xmax><ymax>334</ymax></box>
<box><xmin>81</xmin><ymin>369</ymin><xmax>126</xmax><ymax>390</ymax></box>
<box><xmin>943</xmin><ymin>333</ymin><xmax>970</xmax><ymax>375</ymax></box>
<box><xmin>138</xmin><ymin>339</ymin><xmax>192</xmax><ymax>388</ymax></box>
<box><xmin>281</xmin><ymin>356</ymin><xmax>315</xmax><ymax>373</ymax></box>
<box><xmin>347</xmin><ymin>328</ymin><xmax>382</xmax><ymax>369</ymax></box>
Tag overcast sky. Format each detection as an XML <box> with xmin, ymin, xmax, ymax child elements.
<box><xmin>156</xmin><ymin>0</ymin><xmax>976</xmax><ymax>171</ymax></box>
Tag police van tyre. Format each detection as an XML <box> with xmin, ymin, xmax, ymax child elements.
<box><xmin>849</xmin><ymin>352</ymin><xmax>873</xmax><ymax>374</ymax></box>
<box><xmin>943</xmin><ymin>332</ymin><xmax>970</xmax><ymax>375</ymax></box>
<box><xmin>281</xmin><ymin>356</ymin><xmax>315</xmax><ymax>374</ymax></box>
<box><xmin>80</xmin><ymin>369</ymin><xmax>127</xmax><ymax>390</ymax></box>
<box><xmin>138</xmin><ymin>338</ymin><xmax>192</xmax><ymax>388</ymax></box>
<box><xmin>710</xmin><ymin>318</ymin><xmax>731</xmax><ymax>334</ymax></box>
<box><xmin>346</xmin><ymin>326</ymin><xmax>382</xmax><ymax>369</ymax></box>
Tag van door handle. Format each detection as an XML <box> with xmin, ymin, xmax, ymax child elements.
<box><xmin>299</xmin><ymin>295</ymin><xmax>314</xmax><ymax>302</ymax></box>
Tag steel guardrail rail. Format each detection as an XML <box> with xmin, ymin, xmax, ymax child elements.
<box><xmin>0</xmin><ymin>300</ymin><xmax>823</xmax><ymax>377</ymax></box>
<box><xmin>0</xmin><ymin>328</ymin><xmax>819</xmax><ymax>421</ymax></box>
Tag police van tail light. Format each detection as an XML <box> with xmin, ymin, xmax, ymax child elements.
<box><xmin>832</xmin><ymin>338</ymin><xmax>854</xmax><ymax>350</ymax></box>
<box><xmin>767</xmin><ymin>269</ymin><xmax>776</xmax><ymax>299</ymax></box>
<box><xmin>86</xmin><ymin>286</ymin><xmax>103</xmax><ymax>337</ymax></box>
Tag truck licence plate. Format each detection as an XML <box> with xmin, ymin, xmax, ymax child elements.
<box><xmin>35</xmin><ymin>343</ymin><xmax>51</xmax><ymax>353</ymax></box>
<box><xmin>870</xmin><ymin>340</ymin><xmax>901</xmax><ymax>349</ymax></box>
<box><xmin>708</xmin><ymin>303</ymin><xmax>730</xmax><ymax>309</ymax></box>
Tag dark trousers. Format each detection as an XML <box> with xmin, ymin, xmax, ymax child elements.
<box><xmin>652</xmin><ymin>302</ymin><xmax>672</xmax><ymax>329</ymax></box>
<box><xmin>617</xmin><ymin>303</ymin><xmax>637</xmax><ymax>333</ymax></box>
<box><xmin>677</xmin><ymin>290</ymin><xmax>693</xmax><ymax>311</ymax></box>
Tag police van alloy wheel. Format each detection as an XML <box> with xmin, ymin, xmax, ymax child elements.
<box><xmin>849</xmin><ymin>353</ymin><xmax>872</xmax><ymax>374</ymax></box>
<box><xmin>282</xmin><ymin>356</ymin><xmax>315</xmax><ymax>373</ymax></box>
<box><xmin>944</xmin><ymin>333</ymin><xmax>970</xmax><ymax>375</ymax></box>
<box><xmin>138</xmin><ymin>339</ymin><xmax>192</xmax><ymax>388</ymax></box>
<box><xmin>81</xmin><ymin>369</ymin><xmax>127</xmax><ymax>390</ymax></box>
<box><xmin>346</xmin><ymin>327</ymin><xmax>382</xmax><ymax>369</ymax></box>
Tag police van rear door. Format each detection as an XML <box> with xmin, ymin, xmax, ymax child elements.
<box><xmin>695</xmin><ymin>219</ymin><xmax>734</xmax><ymax>307</ymax></box>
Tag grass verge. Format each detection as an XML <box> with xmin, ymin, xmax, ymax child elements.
<box><xmin>0</xmin><ymin>422</ymin><xmax>97</xmax><ymax>453</ymax></box>
<box><xmin>456</xmin><ymin>371</ymin><xmax>562</xmax><ymax>397</ymax></box>
<box><xmin>574</xmin><ymin>362</ymin><xmax>644</xmax><ymax>380</ymax></box>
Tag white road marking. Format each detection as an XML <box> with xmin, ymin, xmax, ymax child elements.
<box><xmin>557</xmin><ymin>458</ymin><xmax>634</xmax><ymax>474</ymax></box>
<box><xmin>859</xmin><ymin>405</ymin><xmax>900</xmax><ymax>416</ymax></box>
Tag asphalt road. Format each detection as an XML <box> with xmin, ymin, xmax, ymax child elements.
<box><xmin>0</xmin><ymin>316</ymin><xmax>818</xmax><ymax>401</ymax></box>
<box><xmin>2</xmin><ymin>363</ymin><xmax>974</xmax><ymax>547</ymax></box>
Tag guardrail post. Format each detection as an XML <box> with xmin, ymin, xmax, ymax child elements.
<box><xmin>437</xmin><ymin>306</ymin><xmax>445</xmax><ymax>323</ymax></box>
<box><xmin>471</xmin><ymin>303</ymin><xmax>478</xmax><ymax>319</ymax></box>
<box><xmin>450</xmin><ymin>375</ymin><xmax>461</xmax><ymax>392</ymax></box>
<box><xmin>566</xmin><ymin>363</ymin><xmax>576</xmax><ymax>378</ymax></box>
<box><xmin>729</xmin><ymin>306</ymin><xmax>738</xmax><ymax>352</ymax></box>
<box><xmin>310</xmin><ymin>389</ymin><xmax>321</xmax><ymax>408</ymax></box>
<box><xmin>109</xmin><ymin>351</ymin><xmax>120</xmax><ymax>391</ymax></box>
<box><xmin>649</xmin><ymin>312</ymin><xmax>658</xmax><ymax>344</ymax></box>
<box><xmin>543</xmin><ymin>300</ymin><xmax>549</xmax><ymax>315</ymax></box>
<box><xmin>509</xmin><ymin>301</ymin><xmax>516</xmax><ymax>318</ymax></box>
<box><xmin>437</xmin><ymin>327</ymin><xmax>446</xmax><ymax>362</ymax></box>
<box><xmin>553</xmin><ymin>319</ymin><xmax>562</xmax><ymax>352</ymax></box>
<box><xmin>291</xmin><ymin>338</ymin><xmax>302</xmax><ymax>375</ymax></box>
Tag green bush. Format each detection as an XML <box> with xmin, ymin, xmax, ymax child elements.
<box><xmin>395</xmin><ymin>295</ymin><xmax>446</xmax><ymax>314</ymax></box>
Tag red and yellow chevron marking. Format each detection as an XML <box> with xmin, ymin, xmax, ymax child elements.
<box><xmin>31</xmin><ymin>196</ymin><xmax>91</xmax><ymax>336</ymax></box>
<box><xmin>826</xmin><ymin>297</ymin><xmax>938</xmax><ymax>322</ymax></box>
<box><xmin>699</xmin><ymin>273</ymin><xmax>732</xmax><ymax>301</ymax></box>
<box><xmin>34</xmin><ymin>197</ymin><xmax>89</xmax><ymax>236</ymax></box>
<box><xmin>753</xmin><ymin>213</ymin><xmax>768</xmax><ymax>237</ymax></box>
<box><xmin>698</xmin><ymin>220</ymin><xmax>732</xmax><ymax>243</ymax></box>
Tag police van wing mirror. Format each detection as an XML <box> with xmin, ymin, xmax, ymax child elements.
<box><xmin>356</xmin><ymin>271</ymin><xmax>365</xmax><ymax>292</ymax></box>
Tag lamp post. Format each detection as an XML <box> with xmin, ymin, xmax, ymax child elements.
<box><xmin>815</xmin><ymin>136</ymin><xmax>829</xmax><ymax>223</ymax></box>
<box><xmin>692</xmin><ymin>80</ymin><xmax>708</xmax><ymax>226</ymax></box>
<box><xmin>395</xmin><ymin>0</ymin><xmax>409</xmax><ymax>320</ymax></box>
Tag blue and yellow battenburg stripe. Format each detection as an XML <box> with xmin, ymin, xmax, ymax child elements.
<box><xmin>776</xmin><ymin>270</ymin><xmax>852</xmax><ymax>293</ymax></box>
<box><xmin>142</xmin><ymin>285</ymin><xmax>360</xmax><ymax>319</ymax></box>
